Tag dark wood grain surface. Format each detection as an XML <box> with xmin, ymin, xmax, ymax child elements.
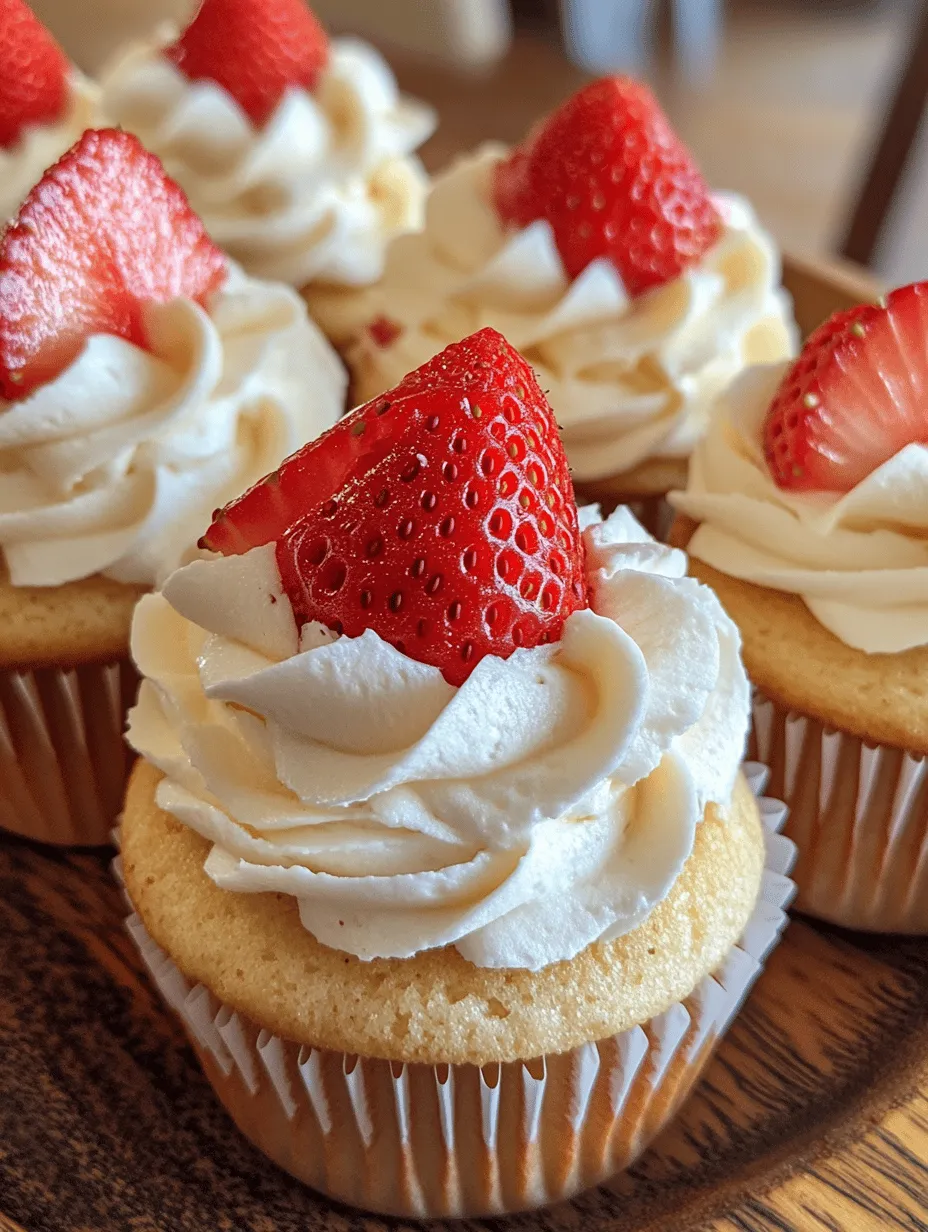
<box><xmin>3</xmin><ymin>831</ymin><xmax>928</xmax><ymax>1232</ymax></box>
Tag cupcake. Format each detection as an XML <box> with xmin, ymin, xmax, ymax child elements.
<box><xmin>0</xmin><ymin>128</ymin><xmax>345</xmax><ymax>847</ymax></box>
<box><xmin>99</xmin><ymin>0</ymin><xmax>436</xmax><ymax>292</ymax></box>
<box><xmin>0</xmin><ymin>0</ymin><xmax>104</xmax><ymax>221</ymax></box>
<box><xmin>120</xmin><ymin>327</ymin><xmax>794</xmax><ymax>1217</ymax></box>
<box><xmin>313</xmin><ymin>77</ymin><xmax>796</xmax><ymax>531</ymax></box>
<box><xmin>671</xmin><ymin>280</ymin><xmax>928</xmax><ymax>932</ymax></box>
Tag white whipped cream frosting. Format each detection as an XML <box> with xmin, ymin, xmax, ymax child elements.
<box><xmin>100</xmin><ymin>33</ymin><xmax>436</xmax><ymax>288</ymax></box>
<box><xmin>671</xmin><ymin>363</ymin><xmax>928</xmax><ymax>654</ymax></box>
<box><xmin>340</xmin><ymin>146</ymin><xmax>797</xmax><ymax>482</ymax></box>
<box><xmin>0</xmin><ymin>264</ymin><xmax>345</xmax><ymax>589</ymax></box>
<box><xmin>0</xmin><ymin>73</ymin><xmax>102</xmax><ymax>223</ymax></box>
<box><xmin>127</xmin><ymin>506</ymin><xmax>750</xmax><ymax>971</ymax></box>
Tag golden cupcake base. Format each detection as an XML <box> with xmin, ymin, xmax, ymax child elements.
<box><xmin>671</xmin><ymin>515</ymin><xmax>928</xmax><ymax>933</ymax></box>
<box><xmin>116</xmin><ymin>765</ymin><xmax>794</xmax><ymax>1217</ymax></box>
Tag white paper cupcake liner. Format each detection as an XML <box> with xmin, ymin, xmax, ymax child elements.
<box><xmin>117</xmin><ymin>765</ymin><xmax>794</xmax><ymax>1218</ymax></box>
<box><xmin>750</xmin><ymin>690</ymin><xmax>928</xmax><ymax>933</ymax></box>
<box><xmin>0</xmin><ymin>658</ymin><xmax>137</xmax><ymax>847</ymax></box>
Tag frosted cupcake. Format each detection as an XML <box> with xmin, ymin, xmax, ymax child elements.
<box><xmin>0</xmin><ymin>0</ymin><xmax>104</xmax><ymax>221</ymax></box>
<box><xmin>671</xmin><ymin>281</ymin><xmax>928</xmax><ymax>932</ymax></box>
<box><xmin>120</xmin><ymin>327</ymin><xmax>794</xmax><ymax>1217</ymax></box>
<box><xmin>315</xmin><ymin>77</ymin><xmax>795</xmax><ymax>529</ymax></box>
<box><xmin>0</xmin><ymin>129</ymin><xmax>345</xmax><ymax>847</ymax></box>
<box><xmin>100</xmin><ymin>0</ymin><xmax>436</xmax><ymax>291</ymax></box>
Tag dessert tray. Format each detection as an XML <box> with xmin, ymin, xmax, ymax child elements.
<box><xmin>2</xmin><ymin>257</ymin><xmax>928</xmax><ymax>1232</ymax></box>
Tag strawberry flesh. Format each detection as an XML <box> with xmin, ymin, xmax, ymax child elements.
<box><xmin>493</xmin><ymin>76</ymin><xmax>722</xmax><ymax>296</ymax></box>
<box><xmin>0</xmin><ymin>128</ymin><xmax>227</xmax><ymax>400</ymax></box>
<box><xmin>164</xmin><ymin>0</ymin><xmax>330</xmax><ymax>129</ymax></box>
<box><xmin>0</xmin><ymin>0</ymin><xmax>69</xmax><ymax>151</ymax></box>
<box><xmin>763</xmin><ymin>281</ymin><xmax>928</xmax><ymax>493</ymax></box>
<box><xmin>492</xmin><ymin>140</ymin><xmax>534</xmax><ymax>229</ymax></box>
<box><xmin>201</xmin><ymin>328</ymin><xmax>588</xmax><ymax>686</ymax></box>
<box><xmin>368</xmin><ymin>315</ymin><xmax>403</xmax><ymax>348</ymax></box>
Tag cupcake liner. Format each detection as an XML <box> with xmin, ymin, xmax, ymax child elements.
<box><xmin>750</xmin><ymin>690</ymin><xmax>928</xmax><ymax>933</ymax></box>
<box><xmin>118</xmin><ymin>765</ymin><xmax>794</xmax><ymax>1218</ymax></box>
<box><xmin>0</xmin><ymin>657</ymin><xmax>137</xmax><ymax>847</ymax></box>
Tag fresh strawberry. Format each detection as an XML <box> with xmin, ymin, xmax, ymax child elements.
<box><xmin>492</xmin><ymin>139</ymin><xmax>534</xmax><ymax>229</ymax></box>
<box><xmin>164</xmin><ymin>0</ymin><xmax>329</xmax><ymax>129</ymax></box>
<box><xmin>493</xmin><ymin>77</ymin><xmax>722</xmax><ymax>296</ymax></box>
<box><xmin>201</xmin><ymin>328</ymin><xmax>588</xmax><ymax>686</ymax></box>
<box><xmin>0</xmin><ymin>0</ymin><xmax>70</xmax><ymax>150</ymax></box>
<box><xmin>367</xmin><ymin>315</ymin><xmax>403</xmax><ymax>348</ymax></box>
<box><xmin>763</xmin><ymin>282</ymin><xmax>928</xmax><ymax>493</ymax></box>
<box><xmin>0</xmin><ymin>128</ymin><xmax>227</xmax><ymax>400</ymax></box>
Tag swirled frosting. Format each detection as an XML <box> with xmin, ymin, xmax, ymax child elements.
<box><xmin>0</xmin><ymin>264</ymin><xmax>345</xmax><ymax>588</ymax></box>
<box><xmin>671</xmin><ymin>362</ymin><xmax>928</xmax><ymax>653</ymax></box>
<box><xmin>334</xmin><ymin>145</ymin><xmax>797</xmax><ymax>482</ymax></box>
<box><xmin>100</xmin><ymin>33</ymin><xmax>436</xmax><ymax>288</ymax></box>
<box><xmin>127</xmin><ymin>505</ymin><xmax>750</xmax><ymax>971</ymax></box>
<box><xmin>0</xmin><ymin>73</ymin><xmax>102</xmax><ymax>222</ymax></box>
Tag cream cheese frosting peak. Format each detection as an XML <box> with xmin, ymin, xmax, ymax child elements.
<box><xmin>0</xmin><ymin>265</ymin><xmax>345</xmax><ymax>588</ymax></box>
<box><xmin>100</xmin><ymin>33</ymin><xmax>436</xmax><ymax>288</ymax></box>
<box><xmin>335</xmin><ymin>146</ymin><xmax>797</xmax><ymax>482</ymax></box>
<box><xmin>671</xmin><ymin>362</ymin><xmax>928</xmax><ymax>653</ymax></box>
<box><xmin>127</xmin><ymin>505</ymin><xmax>750</xmax><ymax>971</ymax></box>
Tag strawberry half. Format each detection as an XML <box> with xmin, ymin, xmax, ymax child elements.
<box><xmin>201</xmin><ymin>328</ymin><xmax>588</xmax><ymax>686</ymax></box>
<box><xmin>493</xmin><ymin>77</ymin><xmax>722</xmax><ymax>296</ymax></box>
<box><xmin>0</xmin><ymin>0</ymin><xmax>70</xmax><ymax>150</ymax></box>
<box><xmin>0</xmin><ymin>128</ymin><xmax>227</xmax><ymax>400</ymax></box>
<box><xmin>762</xmin><ymin>281</ymin><xmax>928</xmax><ymax>493</ymax></box>
<box><xmin>164</xmin><ymin>0</ymin><xmax>329</xmax><ymax>129</ymax></box>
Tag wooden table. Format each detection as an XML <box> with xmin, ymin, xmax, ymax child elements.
<box><xmin>3</xmin><ymin>829</ymin><xmax>928</xmax><ymax>1232</ymax></box>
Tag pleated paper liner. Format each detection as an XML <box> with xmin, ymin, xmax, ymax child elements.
<box><xmin>750</xmin><ymin>691</ymin><xmax>928</xmax><ymax>933</ymax></box>
<box><xmin>0</xmin><ymin>658</ymin><xmax>137</xmax><ymax>847</ymax></box>
<box><xmin>116</xmin><ymin>764</ymin><xmax>796</xmax><ymax>1219</ymax></box>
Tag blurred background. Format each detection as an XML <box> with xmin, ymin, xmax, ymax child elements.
<box><xmin>32</xmin><ymin>0</ymin><xmax>928</xmax><ymax>284</ymax></box>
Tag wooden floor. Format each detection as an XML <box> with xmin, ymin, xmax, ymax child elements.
<box><xmin>33</xmin><ymin>0</ymin><xmax>924</xmax><ymax>281</ymax></box>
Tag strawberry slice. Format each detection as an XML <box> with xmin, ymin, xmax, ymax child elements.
<box><xmin>493</xmin><ymin>76</ymin><xmax>722</xmax><ymax>296</ymax></box>
<box><xmin>763</xmin><ymin>281</ymin><xmax>928</xmax><ymax>493</ymax></box>
<box><xmin>367</xmin><ymin>315</ymin><xmax>403</xmax><ymax>348</ymax></box>
<box><xmin>0</xmin><ymin>128</ymin><xmax>227</xmax><ymax>400</ymax></box>
<box><xmin>0</xmin><ymin>0</ymin><xmax>70</xmax><ymax>150</ymax></box>
<box><xmin>201</xmin><ymin>328</ymin><xmax>588</xmax><ymax>686</ymax></box>
<box><xmin>492</xmin><ymin>139</ymin><xmax>534</xmax><ymax>229</ymax></box>
<box><xmin>164</xmin><ymin>0</ymin><xmax>330</xmax><ymax>129</ymax></box>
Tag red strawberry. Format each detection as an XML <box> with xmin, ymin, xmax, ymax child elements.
<box><xmin>763</xmin><ymin>281</ymin><xmax>928</xmax><ymax>493</ymax></box>
<box><xmin>367</xmin><ymin>315</ymin><xmax>403</xmax><ymax>348</ymax></box>
<box><xmin>492</xmin><ymin>139</ymin><xmax>534</xmax><ymax>229</ymax></box>
<box><xmin>493</xmin><ymin>77</ymin><xmax>722</xmax><ymax>296</ymax></box>
<box><xmin>201</xmin><ymin>328</ymin><xmax>588</xmax><ymax>686</ymax></box>
<box><xmin>0</xmin><ymin>128</ymin><xmax>227</xmax><ymax>400</ymax></box>
<box><xmin>0</xmin><ymin>0</ymin><xmax>70</xmax><ymax>150</ymax></box>
<box><xmin>164</xmin><ymin>0</ymin><xmax>329</xmax><ymax>129</ymax></box>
